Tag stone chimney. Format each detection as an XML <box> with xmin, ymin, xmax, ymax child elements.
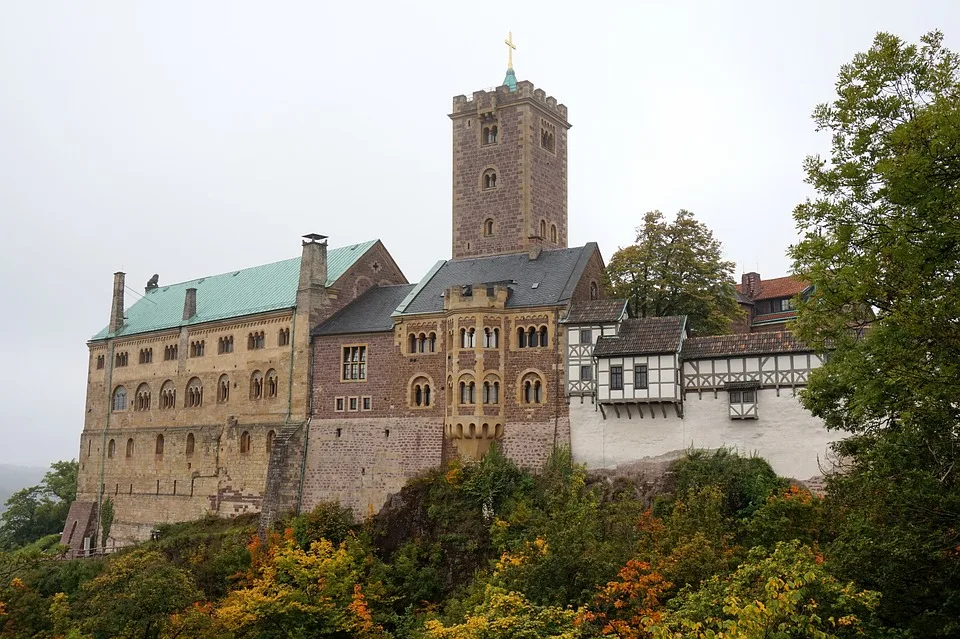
<box><xmin>182</xmin><ymin>288</ymin><xmax>197</xmax><ymax>321</ymax></box>
<box><xmin>528</xmin><ymin>236</ymin><xmax>543</xmax><ymax>261</ymax></box>
<box><xmin>296</xmin><ymin>233</ymin><xmax>330</xmax><ymax>327</ymax></box>
<box><xmin>108</xmin><ymin>272</ymin><xmax>125</xmax><ymax>334</ymax></box>
<box><xmin>741</xmin><ymin>272</ymin><xmax>761</xmax><ymax>299</ymax></box>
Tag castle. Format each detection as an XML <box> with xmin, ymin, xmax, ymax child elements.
<box><xmin>62</xmin><ymin>58</ymin><xmax>839</xmax><ymax>554</ymax></box>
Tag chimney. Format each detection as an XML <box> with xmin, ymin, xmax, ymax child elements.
<box><xmin>741</xmin><ymin>272</ymin><xmax>761</xmax><ymax>299</ymax></box>
<box><xmin>528</xmin><ymin>236</ymin><xmax>543</xmax><ymax>261</ymax></box>
<box><xmin>182</xmin><ymin>288</ymin><xmax>197</xmax><ymax>321</ymax></box>
<box><xmin>298</xmin><ymin>233</ymin><xmax>329</xmax><ymax>292</ymax></box>
<box><xmin>108</xmin><ymin>272</ymin><xmax>125</xmax><ymax>334</ymax></box>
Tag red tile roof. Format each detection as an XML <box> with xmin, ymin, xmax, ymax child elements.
<box><xmin>736</xmin><ymin>275</ymin><xmax>809</xmax><ymax>301</ymax></box>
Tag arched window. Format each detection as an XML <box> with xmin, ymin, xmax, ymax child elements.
<box><xmin>517</xmin><ymin>327</ymin><xmax>527</xmax><ymax>348</ymax></box>
<box><xmin>446</xmin><ymin>377</ymin><xmax>453</xmax><ymax>406</ymax></box>
<box><xmin>217</xmin><ymin>374</ymin><xmax>230</xmax><ymax>403</ymax></box>
<box><xmin>527</xmin><ymin>327</ymin><xmax>537</xmax><ymax>348</ymax></box>
<box><xmin>590</xmin><ymin>281</ymin><xmax>599</xmax><ymax>300</ymax></box>
<box><xmin>409</xmin><ymin>333</ymin><xmax>417</xmax><ymax>354</ymax></box>
<box><xmin>266</xmin><ymin>369</ymin><xmax>278</xmax><ymax>398</ymax></box>
<box><xmin>186</xmin><ymin>377</ymin><xmax>203</xmax><ymax>408</ymax></box>
<box><xmin>417</xmin><ymin>333</ymin><xmax>427</xmax><ymax>353</ymax></box>
<box><xmin>160</xmin><ymin>380</ymin><xmax>175</xmax><ymax>410</ymax></box>
<box><xmin>108</xmin><ymin>439</ymin><xmax>116</xmax><ymax>458</ymax></box>
<box><xmin>155</xmin><ymin>434</ymin><xmax>164</xmax><ymax>456</ymax></box>
<box><xmin>415</xmin><ymin>385</ymin><xmax>423</xmax><ymax>406</ymax></box>
<box><xmin>483</xmin><ymin>379</ymin><xmax>500</xmax><ymax>404</ymax></box>
<box><xmin>186</xmin><ymin>433</ymin><xmax>195</xmax><ymax>455</ymax></box>
<box><xmin>551</xmin><ymin>224</ymin><xmax>557</xmax><ymax>243</ymax></box>
<box><xmin>539</xmin><ymin>326</ymin><xmax>549</xmax><ymax>347</ymax></box>
<box><xmin>125</xmin><ymin>438</ymin><xmax>134</xmax><ymax>458</ymax></box>
<box><xmin>460</xmin><ymin>328</ymin><xmax>467</xmax><ymax>348</ymax></box>
<box><xmin>135</xmin><ymin>383</ymin><xmax>151</xmax><ymax>411</ymax></box>
<box><xmin>278</xmin><ymin>328</ymin><xmax>290</xmax><ymax>347</ymax></box>
<box><xmin>484</xmin><ymin>218</ymin><xmax>494</xmax><ymax>236</ymax></box>
<box><xmin>250</xmin><ymin>371</ymin><xmax>263</xmax><ymax>400</ymax></box>
<box><xmin>112</xmin><ymin>386</ymin><xmax>127</xmax><ymax>412</ymax></box>
<box><xmin>482</xmin><ymin>169</ymin><xmax>497</xmax><ymax>190</ymax></box>
<box><xmin>428</xmin><ymin>332</ymin><xmax>437</xmax><ymax>352</ymax></box>
<box><xmin>239</xmin><ymin>431</ymin><xmax>251</xmax><ymax>454</ymax></box>
<box><xmin>468</xmin><ymin>328</ymin><xmax>476</xmax><ymax>348</ymax></box>
<box><xmin>266</xmin><ymin>430</ymin><xmax>276</xmax><ymax>454</ymax></box>
<box><xmin>521</xmin><ymin>373</ymin><xmax>545</xmax><ymax>404</ymax></box>
<box><xmin>540</xmin><ymin>219</ymin><xmax>546</xmax><ymax>238</ymax></box>
<box><xmin>459</xmin><ymin>379</ymin><xmax>476</xmax><ymax>405</ymax></box>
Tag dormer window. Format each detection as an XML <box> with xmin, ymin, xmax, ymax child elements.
<box><xmin>482</xmin><ymin>169</ymin><xmax>497</xmax><ymax>190</ymax></box>
<box><xmin>482</xmin><ymin>124</ymin><xmax>498</xmax><ymax>145</ymax></box>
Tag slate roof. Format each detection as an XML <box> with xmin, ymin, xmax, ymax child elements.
<box><xmin>313</xmin><ymin>284</ymin><xmax>416</xmax><ymax>336</ymax></box>
<box><xmin>562</xmin><ymin>299</ymin><xmax>629</xmax><ymax>324</ymax></box>
<box><xmin>92</xmin><ymin>240</ymin><xmax>379</xmax><ymax>340</ymax></box>
<box><xmin>681</xmin><ymin>331</ymin><xmax>812</xmax><ymax>359</ymax></box>
<box><xmin>396</xmin><ymin>244</ymin><xmax>598</xmax><ymax>316</ymax></box>
<box><xmin>593</xmin><ymin>316</ymin><xmax>686</xmax><ymax>357</ymax></box>
<box><xmin>737</xmin><ymin>275</ymin><xmax>809</xmax><ymax>301</ymax></box>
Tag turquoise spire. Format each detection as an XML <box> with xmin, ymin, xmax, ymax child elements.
<box><xmin>503</xmin><ymin>31</ymin><xmax>518</xmax><ymax>92</ymax></box>
<box><xmin>503</xmin><ymin>67</ymin><xmax>517</xmax><ymax>92</ymax></box>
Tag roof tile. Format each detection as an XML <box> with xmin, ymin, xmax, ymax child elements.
<box><xmin>594</xmin><ymin>316</ymin><xmax>686</xmax><ymax>357</ymax></box>
<box><xmin>313</xmin><ymin>284</ymin><xmax>416</xmax><ymax>336</ymax></box>
<box><xmin>681</xmin><ymin>331</ymin><xmax>811</xmax><ymax>359</ymax></box>
<box><xmin>562</xmin><ymin>299</ymin><xmax>629</xmax><ymax>324</ymax></box>
<box><xmin>736</xmin><ymin>275</ymin><xmax>809</xmax><ymax>301</ymax></box>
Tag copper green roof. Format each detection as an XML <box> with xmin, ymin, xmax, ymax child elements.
<box><xmin>503</xmin><ymin>67</ymin><xmax>517</xmax><ymax>92</ymax></box>
<box><xmin>92</xmin><ymin>240</ymin><xmax>378</xmax><ymax>340</ymax></box>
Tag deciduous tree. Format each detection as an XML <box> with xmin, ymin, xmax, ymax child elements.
<box><xmin>607</xmin><ymin>210</ymin><xmax>741</xmax><ymax>335</ymax></box>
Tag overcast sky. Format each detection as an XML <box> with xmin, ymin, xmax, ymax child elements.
<box><xmin>0</xmin><ymin>1</ymin><xmax>956</xmax><ymax>467</ymax></box>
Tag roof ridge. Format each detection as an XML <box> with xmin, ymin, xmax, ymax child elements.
<box><xmin>144</xmin><ymin>239</ymin><xmax>378</xmax><ymax>291</ymax></box>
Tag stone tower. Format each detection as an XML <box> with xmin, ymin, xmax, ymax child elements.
<box><xmin>449</xmin><ymin>69</ymin><xmax>571</xmax><ymax>260</ymax></box>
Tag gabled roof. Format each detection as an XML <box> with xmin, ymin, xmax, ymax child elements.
<box><xmin>313</xmin><ymin>284</ymin><xmax>417</xmax><ymax>336</ymax></box>
<box><xmin>562</xmin><ymin>299</ymin><xmax>629</xmax><ymax>324</ymax></box>
<box><xmin>594</xmin><ymin>316</ymin><xmax>686</xmax><ymax>357</ymax></box>
<box><xmin>681</xmin><ymin>331</ymin><xmax>812</xmax><ymax>359</ymax></box>
<box><xmin>737</xmin><ymin>275</ymin><xmax>809</xmax><ymax>301</ymax></box>
<box><xmin>92</xmin><ymin>240</ymin><xmax>379</xmax><ymax>340</ymax></box>
<box><xmin>396</xmin><ymin>244</ymin><xmax>599</xmax><ymax>316</ymax></box>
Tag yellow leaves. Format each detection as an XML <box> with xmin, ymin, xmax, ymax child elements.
<box><xmin>9</xmin><ymin>577</ymin><xmax>25</xmax><ymax>589</ymax></box>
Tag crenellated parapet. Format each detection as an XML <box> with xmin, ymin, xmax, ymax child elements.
<box><xmin>451</xmin><ymin>80</ymin><xmax>569</xmax><ymax>125</ymax></box>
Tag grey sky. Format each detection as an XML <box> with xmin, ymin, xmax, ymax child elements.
<box><xmin>0</xmin><ymin>1</ymin><xmax>956</xmax><ymax>466</ymax></box>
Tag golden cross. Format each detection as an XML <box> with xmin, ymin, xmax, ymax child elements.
<box><xmin>505</xmin><ymin>31</ymin><xmax>516</xmax><ymax>69</ymax></box>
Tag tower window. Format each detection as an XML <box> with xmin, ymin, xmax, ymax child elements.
<box><xmin>96</xmin><ymin>355</ymin><xmax>105</xmax><ymax>370</ymax></box>
<box><xmin>540</xmin><ymin>219</ymin><xmax>546</xmax><ymax>238</ymax></box>
<box><xmin>482</xmin><ymin>169</ymin><xmax>497</xmax><ymax>190</ymax></box>
<box><xmin>590</xmin><ymin>282</ymin><xmax>599</xmax><ymax>300</ymax></box>
<box><xmin>540</xmin><ymin>119</ymin><xmax>556</xmax><ymax>153</ymax></box>
<box><xmin>483</xmin><ymin>218</ymin><xmax>494</xmax><ymax>236</ymax></box>
<box><xmin>482</xmin><ymin>124</ymin><xmax>498</xmax><ymax>145</ymax></box>
<box><xmin>551</xmin><ymin>224</ymin><xmax>558</xmax><ymax>243</ymax></box>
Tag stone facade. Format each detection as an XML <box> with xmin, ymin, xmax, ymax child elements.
<box><xmin>450</xmin><ymin>81</ymin><xmax>571</xmax><ymax>260</ymax></box>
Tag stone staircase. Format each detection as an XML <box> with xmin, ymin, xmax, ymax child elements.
<box><xmin>258</xmin><ymin>420</ymin><xmax>307</xmax><ymax>537</ymax></box>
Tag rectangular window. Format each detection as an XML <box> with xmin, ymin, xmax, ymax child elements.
<box><xmin>729</xmin><ymin>390</ymin><xmax>742</xmax><ymax>403</ymax></box>
<box><xmin>779</xmin><ymin>298</ymin><xmax>796</xmax><ymax>311</ymax></box>
<box><xmin>341</xmin><ymin>345</ymin><xmax>367</xmax><ymax>381</ymax></box>
<box><xmin>580</xmin><ymin>365</ymin><xmax>593</xmax><ymax>381</ymax></box>
<box><xmin>742</xmin><ymin>390</ymin><xmax>756</xmax><ymax>403</ymax></box>
<box><xmin>634</xmin><ymin>365</ymin><xmax>648</xmax><ymax>389</ymax></box>
<box><xmin>579</xmin><ymin>329</ymin><xmax>592</xmax><ymax>345</ymax></box>
<box><xmin>362</xmin><ymin>396</ymin><xmax>372</xmax><ymax>411</ymax></box>
<box><xmin>348</xmin><ymin>397</ymin><xmax>358</xmax><ymax>411</ymax></box>
<box><xmin>610</xmin><ymin>366</ymin><xmax>623</xmax><ymax>390</ymax></box>
<box><xmin>335</xmin><ymin>397</ymin><xmax>344</xmax><ymax>412</ymax></box>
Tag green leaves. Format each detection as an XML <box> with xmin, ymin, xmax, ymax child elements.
<box><xmin>607</xmin><ymin>210</ymin><xmax>741</xmax><ymax>336</ymax></box>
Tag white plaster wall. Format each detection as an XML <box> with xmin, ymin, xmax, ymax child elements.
<box><xmin>570</xmin><ymin>389</ymin><xmax>843</xmax><ymax>480</ymax></box>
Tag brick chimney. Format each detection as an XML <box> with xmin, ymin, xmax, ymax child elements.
<box><xmin>108</xmin><ymin>272</ymin><xmax>125</xmax><ymax>334</ymax></box>
<box><xmin>741</xmin><ymin>272</ymin><xmax>761</xmax><ymax>299</ymax></box>
<box><xmin>528</xmin><ymin>236</ymin><xmax>543</xmax><ymax>261</ymax></box>
<box><xmin>182</xmin><ymin>288</ymin><xmax>197</xmax><ymax>321</ymax></box>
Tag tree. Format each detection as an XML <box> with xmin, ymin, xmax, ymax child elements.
<box><xmin>99</xmin><ymin>498</ymin><xmax>114</xmax><ymax>549</ymax></box>
<box><xmin>607</xmin><ymin>210</ymin><xmax>741</xmax><ymax>335</ymax></box>
<box><xmin>789</xmin><ymin>30</ymin><xmax>960</xmax><ymax>635</ymax></box>
<box><xmin>0</xmin><ymin>459</ymin><xmax>78</xmax><ymax>550</ymax></box>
